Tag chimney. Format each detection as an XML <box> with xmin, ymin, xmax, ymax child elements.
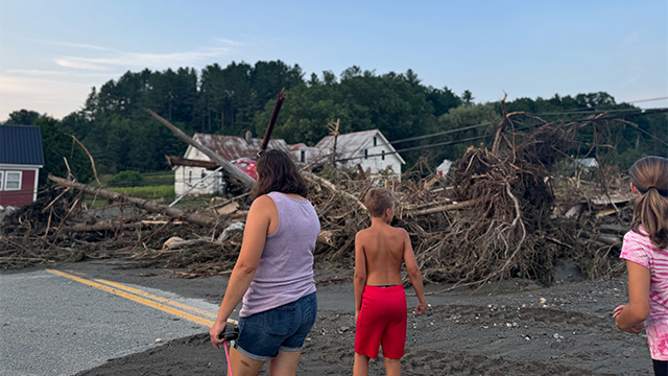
<box><xmin>245</xmin><ymin>130</ymin><xmax>252</xmax><ymax>144</ymax></box>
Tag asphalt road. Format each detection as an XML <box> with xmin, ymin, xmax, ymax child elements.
<box><xmin>0</xmin><ymin>269</ymin><xmax>225</xmax><ymax>376</ymax></box>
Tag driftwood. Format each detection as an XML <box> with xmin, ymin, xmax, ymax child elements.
<box><xmin>48</xmin><ymin>175</ymin><xmax>218</xmax><ymax>227</ymax></box>
<box><xmin>303</xmin><ymin>172</ymin><xmax>367</xmax><ymax>211</ymax></box>
<box><xmin>164</xmin><ymin>238</ymin><xmax>210</xmax><ymax>250</ymax></box>
<box><xmin>165</xmin><ymin>156</ymin><xmax>218</xmax><ymax>170</ymax></box>
<box><xmin>146</xmin><ymin>109</ymin><xmax>256</xmax><ymax>188</ymax></box>
<box><xmin>409</xmin><ymin>199</ymin><xmax>476</xmax><ymax>216</ymax></box>
<box><xmin>60</xmin><ymin>220</ymin><xmax>183</xmax><ymax>233</ymax></box>
<box><xmin>61</xmin><ymin>222</ymin><xmax>144</xmax><ymax>232</ymax></box>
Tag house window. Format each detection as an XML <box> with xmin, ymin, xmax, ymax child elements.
<box><xmin>189</xmin><ymin>170</ymin><xmax>192</xmax><ymax>184</ymax></box>
<box><xmin>4</xmin><ymin>171</ymin><xmax>22</xmax><ymax>191</ymax></box>
<box><xmin>373</xmin><ymin>137</ymin><xmax>377</xmax><ymax>146</ymax></box>
<box><xmin>382</xmin><ymin>150</ymin><xmax>385</xmax><ymax>161</ymax></box>
<box><xmin>300</xmin><ymin>150</ymin><xmax>306</xmax><ymax>163</ymax></box>
<box><xmin>364</xmin><ymin>149</ymin><xmax>368</xmax><ymax>159</ymax></box>
<box><xmin>0</xmin><ymin>171</ymin><xmax>3</xmax><ymax>191</ymax></box>
<box><xmin>201</xmin><ymin>170</ymin><xmax>206</xmax><ymax>179</ymax></box>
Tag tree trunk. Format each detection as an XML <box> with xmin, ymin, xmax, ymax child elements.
<box><xmin>48</xmin><ymin>175</ymin><xmax>218</xmax><ymax>227</ymax></box>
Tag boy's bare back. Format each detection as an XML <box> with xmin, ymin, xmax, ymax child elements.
<box><xmin>356</xmin><ymin>224</ymin><xmax>408</xmax><ymax>286</ymax></box>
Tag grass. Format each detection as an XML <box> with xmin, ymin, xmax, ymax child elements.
<box><xmin>108</xmin><ymin>184</ymin><xmax>175</xmax><ymax>199</ymax></box>
<box><xmin>83</xmin><ymin>171</ymin><xmax>215</xmax><ymax>210</ymax></box>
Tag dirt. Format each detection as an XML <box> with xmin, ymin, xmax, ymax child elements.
<box><xmin>58</xmin><ymin>261</ymin><xmax>652</xmax><ymax>376</ymax></box>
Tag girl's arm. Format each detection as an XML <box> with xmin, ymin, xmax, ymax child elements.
<box><xmin>209</xmin><ymin>196</ymin><xmax>271</xmax><ymax>349</ymax></box>
<box><xmin>403</xmin><ymin>229</ymin><xmax>427</xmax><ymax>315</ymax></box>
<box><xmin>354</xmin><ymin>232</ymin><xmax>367</xmax><ymax>324</ymax></box>
<box><xmin>615</xmin><ymin>260</ymin><xmax>650</xmax><ymax>332</ymax></box>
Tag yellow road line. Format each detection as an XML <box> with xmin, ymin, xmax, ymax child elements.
<box><xmin>93</xmin><ymin>278</ymin><xmax>217</xmax><ymax>319</ymax></box>
<box><xmin>46</xmin><ymin>269</ymin><xmax>237</xmax><ymax>327</ymax></box>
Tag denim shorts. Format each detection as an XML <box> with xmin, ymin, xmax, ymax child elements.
<box><xmin>234</xmin><ymin>292</ymin><xmax>317</xmax><ymax>361</ymax></box>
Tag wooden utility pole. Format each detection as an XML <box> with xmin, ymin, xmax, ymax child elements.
<box><xmin>260</xmin><ymin>88</ymin><xmax>287</xmax><ymax>153</ymax></box>
<box><xmin>146</xmin><ymin>109</ymin><xmax>256</xmax><ymax>188</ymax></box>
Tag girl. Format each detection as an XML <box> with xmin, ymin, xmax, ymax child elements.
<box><xmin>210</xmin><ymin>150</ymin><xmax>320</xmax><ymax>376</ymax></box>
<box><xmin>614</xmin><ymin>156</ymin><xmax>668</xmax><ymax>376</ymax></box>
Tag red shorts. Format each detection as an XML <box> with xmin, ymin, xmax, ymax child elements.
<box><xmin>355</xmin><ymin>285</ymin><xmax>407</xmax><ymax>359</ymax></box>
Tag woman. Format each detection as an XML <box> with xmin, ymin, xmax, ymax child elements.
<box><xmin>210</xmin><ymin>149</ymin><xmax>320</xmax><ymax>376</ymax></box>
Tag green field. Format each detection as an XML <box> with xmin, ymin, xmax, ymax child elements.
<box><xmin>107</xmin><ymin>184</ymin><xmax>175</xmax><ymax>199</ymax></box>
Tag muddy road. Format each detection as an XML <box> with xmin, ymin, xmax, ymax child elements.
<box><xmin>2</xmin><ymin>261</ymin><xmax>653</xmax><ymax>376</ymax></box>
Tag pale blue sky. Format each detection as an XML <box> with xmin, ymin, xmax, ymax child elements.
<box><xmin>1</xmin><ymin>0</ymin><xmax>666</xmax><ymax>120</ymax></box>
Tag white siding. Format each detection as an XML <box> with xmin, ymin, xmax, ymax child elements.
<box><xmin>174</xmin><ymin>146</ymin><xmax>225</xmax><ymax>196</ymax></box>
<box><xmin>344</xmin><ymin>137</ymin><xmax>402</xmax><ymax>180</ymax></box>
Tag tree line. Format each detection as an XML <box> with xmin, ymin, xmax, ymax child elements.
<box><xmin>3</xmin><ymin>60</ymin><xmax>666</xmax><ymax>184</ymax></box>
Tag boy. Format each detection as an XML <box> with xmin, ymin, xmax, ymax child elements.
<box><xmin>354</xmin><ymin>188</ymin><xmax>428</xmax><ymax>376</ymax></box>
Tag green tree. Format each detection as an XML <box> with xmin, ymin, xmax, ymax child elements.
<box><xmin>33</xmin><ymin>116</ymin><xmax>93</xmax><ymax>184</ymax></box>
<box><xmin>461</xmin><ymin>90</ymin><xmax>474</xmax><ymax>106</ymax></box>
<box><xmin>4</xmin><ymin>109</ymin><xmax>41</xmax><ymax>125</ymax></box>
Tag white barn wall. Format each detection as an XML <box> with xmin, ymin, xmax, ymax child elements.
<box><xmin>173</xmin><ymin>145</ymin><xmax>224</xmax><ymax>196</ymax></box>
<box><xmin>344</xmin><ymin>136</ymin><xmax>402</xmax><ymax>180</ymax></box>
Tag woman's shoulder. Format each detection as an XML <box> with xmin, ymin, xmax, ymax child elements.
<box><xmin>250</xmin><ymin>194</ymin><xmax>278</xmax><ymax>212</ymax></box>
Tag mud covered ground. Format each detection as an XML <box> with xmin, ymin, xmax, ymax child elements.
<box><xmin>67</xmin><ymin>261</ymin><xmax>651</xmax><ymax>376</ymax></box>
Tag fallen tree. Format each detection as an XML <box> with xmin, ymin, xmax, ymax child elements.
<box><xmin>48</xmin><ymin>175</ymin><xmax>219</xmax><ymax>227</ymax></box>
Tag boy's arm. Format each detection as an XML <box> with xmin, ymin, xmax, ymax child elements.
<box><xmin>354</xmin><ymin>232</ymin><xmax>367</xmax><ymax>324</ymax></box>
<box><xmin>402</xmin><ymin>229</ymin><xmax>428</xmax><ymax>315</ymax></box>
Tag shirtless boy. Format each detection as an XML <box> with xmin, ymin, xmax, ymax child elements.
<box><xmin>353</xmin><ymin>188</ymin><xmax>428</xmax><ymax>376</ymax></box>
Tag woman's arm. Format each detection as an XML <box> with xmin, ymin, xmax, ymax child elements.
<box><xmin>354</xmin><ymin>232</ymin><xmax>367</xmax><ymax>324</ymax></box>
<box><xmin>614</xmin><ymin>260</ymin><xmax>650</xmax><ymax>333</ymax></box>
<box><xmin>209</xmin><ymin>196</ymin><xmax>272</xmax><ymax>349</ymax></box>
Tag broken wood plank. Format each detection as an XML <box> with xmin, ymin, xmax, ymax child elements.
<box><xmin>165</xmin><ymin>155</ymin><xmax>219</xmax><ymax>169</ymax></box>
<box><xmin>302</xmin><ymin>172</ymin><xmax>367</xmax><ymax>211</ymax></box>
<box><xmin>590</xmin><ymin>193</ymin><xmax>636</xmax><ymax>206</ymax></box>
<box><xmin>48</xmin><ymin>175</ymin><xmax>217</xmax><ymax>227</ymax></box>
<box><xmin>410</xmin><ymin>200</ymin><xmax>477</xmax><ymax>216</ymax></box>
<box><xmin>146</xmin><ymin>109</ymin><xmax>256</xmax><ymax>188</ymax></box>
<box><xmin>61</xmin><ymin>222</ymin><xmax>144</xmax><ymax>232</ymax></box>
<box><xmin>164</xmin><ymin>238</ymin><xmax>210</xmax><ymax>250</ymax></box>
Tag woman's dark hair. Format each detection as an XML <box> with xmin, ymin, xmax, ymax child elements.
<box><xmin>250</xmin><ymin>149</ymin><xmax>308</xmax><ymax>200</ymax></box>
<box><xmin>629</xmin><ymin>156</ymin><xmax>668</xmax><ymax>249</ymax></box>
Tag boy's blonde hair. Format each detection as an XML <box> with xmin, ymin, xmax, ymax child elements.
<box><xmin>629</xmin><ymin>156</ymin><xmax>668</xmax><ymax>249</ymax></box>
<box><xmin>364</xmin><ymin>188</ymin><xmax>395</xmax><ymax>217</ymax></box>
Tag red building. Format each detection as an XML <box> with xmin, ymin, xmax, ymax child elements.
<box><xmin>0</xmin><ymin>125</ymin><xmax>44</xmax><ymax>207</ymax></box>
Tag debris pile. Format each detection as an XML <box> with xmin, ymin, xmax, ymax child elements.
<box><xmin>0</xmin><ymin>110</ymin><xmax>645</xmax><ymax>288</ymax></box>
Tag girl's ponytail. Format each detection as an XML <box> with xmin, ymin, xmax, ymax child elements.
<box><xmin>629</xmin><ymin>156</ymin><xmax>668</xmax><ymax>249</ymax></box>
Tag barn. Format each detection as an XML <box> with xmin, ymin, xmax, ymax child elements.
<box><xmin>0</xmin><ymin>125</ymin><xmax>44</xmax><ymax>207</ymax></box>
<box><xmin>315</xmin><ymin>129</ymin><xmax>405</xmax><ymax>180</ymax></box>
<box><xmin>174</xmin><ymin>133</ymin><xmax>294</xmax><ymax>196</ymax></box>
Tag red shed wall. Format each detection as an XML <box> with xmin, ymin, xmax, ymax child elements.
<box><xmin>0</xmin><ymin>169</ymin><xmax>36</xmax><ymax>207</ymax></box>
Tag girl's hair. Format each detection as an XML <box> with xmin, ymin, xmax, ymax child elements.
<box><xmin>250</xmin><ymin>149</ymin><xmax>308</xmax><ymax>200</ymax></box>
<box><xmin>629</xmin><ymin>156</ymin><xmax>668</xmax><ymax>249</ymax></box>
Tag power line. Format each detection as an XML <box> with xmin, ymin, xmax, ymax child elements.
<box><xmin>336</xmin><ymin>108</ymin><xmax>668</xmax><ymax>163</ymax></box>
<box><xmin>390</xmin><ymin>107</ymin><xmax>667</xmax><ymax>147</ymax></box>
<box><xmin>529</xmin><ymin>107</ymin><xmax>667</xmax><ymax>116</ymax></box>
<box><xmin>390</xmin><ymin>122</ymin><xmax>493</xmax><ymax>145</ymax></box>
<box><xmin>627</xmin><ymin>96</ymin><xmax>668</xmax><ymax>103</ymax></box>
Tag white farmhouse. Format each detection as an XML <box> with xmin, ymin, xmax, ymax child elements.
<box><xmin>174</xmin><ymin>133</ymin><xmax>294</xmax><ymax>196</ymax></box>
<box><xmin>315</xmin><ymin>129</ymin><xmax>405</xmax><ymax>179</ymax></box>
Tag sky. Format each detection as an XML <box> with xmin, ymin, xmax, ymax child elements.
<box><xmin>0</xmin><ymin>0</ymin><xmax>666</xmax><ymax>121</ymax></box>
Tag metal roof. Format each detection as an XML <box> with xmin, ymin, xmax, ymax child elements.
<box><xmin>192</xmin><ymin>133</ymin><xmax>296</xmax><ymax>161</ymax></box>
<box><xmin>315</xmin><ymin>129</ymin><xmax>405</xmax><ymax>164</ymax></box>
<box><xmin>0</xmin><ymin>125</ymin><xmax>44</xmax><ymax>166</ymax></box>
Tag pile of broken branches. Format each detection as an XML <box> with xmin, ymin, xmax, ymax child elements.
<box><xmin>0</xmin><ymin>109</ymin><xmax>644</xmax><ymax>288</ymax></box>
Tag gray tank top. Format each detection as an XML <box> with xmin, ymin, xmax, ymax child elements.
<box><xmin>239</xmin><ymin>191</ymin><xmax>320</xmax><ymax>317</ymax></box>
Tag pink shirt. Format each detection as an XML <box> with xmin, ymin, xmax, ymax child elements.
<box><xmin>620</xmin><ymin>229</ymin><xmax>668</xmax><ymax>361</ymax></box>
